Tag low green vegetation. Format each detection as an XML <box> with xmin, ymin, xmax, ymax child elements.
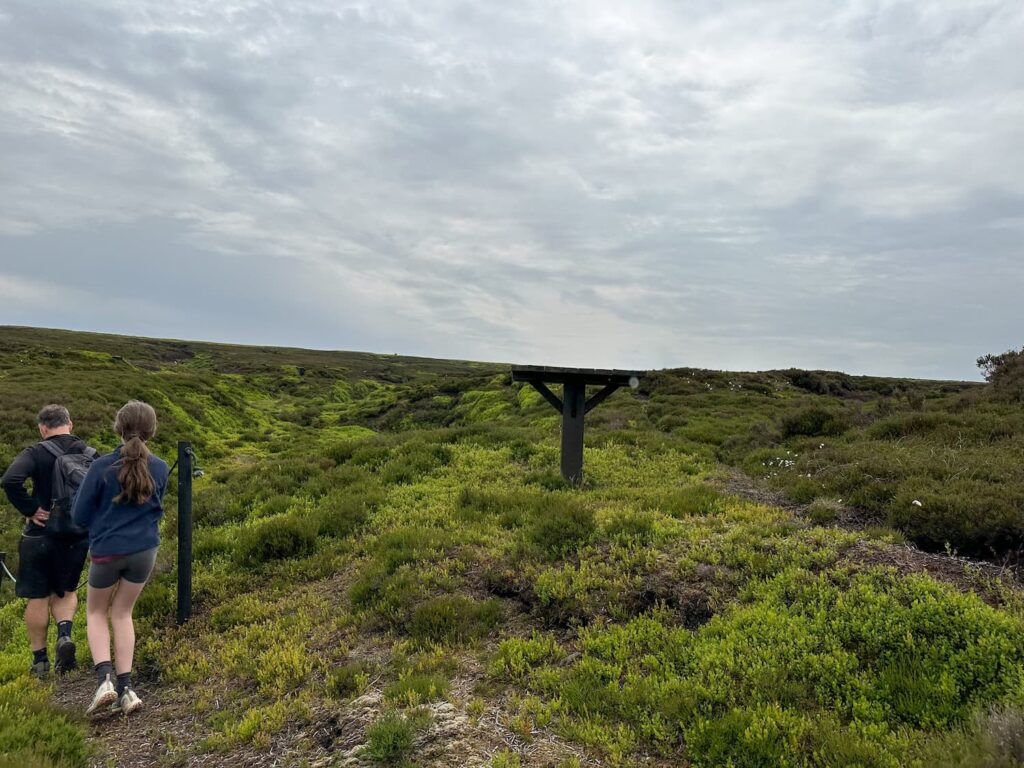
<box><xmin>0</xmin><ymin>327</ymin><xmax>1022</xmax><ymax>767</ymax></box>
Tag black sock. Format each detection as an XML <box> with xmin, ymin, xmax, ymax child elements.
<box><xmin>32</xmin><ymin>648</ymin><xmax>48</xmax><ymax>665</ymax></box>
<box><xmin>95</xmin><ymin>661</ymin><xmax>112</xmax><ymax>683</ymax></box>
<box><xmin>116</xmin><ymin>672</ymin><xmax>132</xmax><ymax>696</ymax></box>
<box><xmin>57</xmin><ymin>620</ymin><xmax>73</xmax><ymax>639</ymax></box>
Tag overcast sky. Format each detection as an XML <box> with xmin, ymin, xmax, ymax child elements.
<box><xmin>1</xmin><ymin>1</ymin><xmax>1021</xmax><ymax>379</ymax></box>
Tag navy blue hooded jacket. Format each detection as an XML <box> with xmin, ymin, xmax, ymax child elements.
<box><xmin>72</xmin><ymin>446</ymin><xmax>169</xmax><ymax>556</ymax></box>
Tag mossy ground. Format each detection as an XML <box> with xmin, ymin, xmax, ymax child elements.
<box><xmin>1</xmin><ymin>327</ymin><xmax>1022</xmax><ymax>767</ymax></box>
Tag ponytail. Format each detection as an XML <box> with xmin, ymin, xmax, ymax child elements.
<box><xmin>115</xmin><ymin>435</ymin><xmax>155</xmax><ymax>505</ymax></box>
<box><xmin>112</xmin><ymin>401</ymin><xmax>158</xmax><ymax>505</ymax></box>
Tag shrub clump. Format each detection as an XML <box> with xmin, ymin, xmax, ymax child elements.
<box><xmin>311</xmin><ymin>487</ymin><xmax>382</xmax><ymax>538</ymax></box>
<box><xmin>409</xmin><ymin>596</ymin><xmax>502</xmax><ymax>645</ymax></box>
<box><xmin>806</xmin><ymin>498</ymin><xmax>841</xmax><ymax>526</ymax></box>
<box><xmin>364</xmin><ymin>710</ymin><xmax>432</xmax><ymax>765</ymax></box>
<box><xmin>383</xmin><ymin>672</ymin><xmax>449</xmax><ymax>706</ymax></box>
<box><xmin>661</xmin><ymin>484</ymin><xmax>723</xmax><ymax>517</ymax></box>
<box><xmin>327</xmin><ymin>661</ymin><xmax>370</xmax><ymax>700</ymax></box>
<box><xmin>780</xmin><ymin>407</ymin><xmax>850</xmax><ymax>438</ymax></box>
<box><xmin>525</xmin><ymin>497</ymin><xmax>596</xmax><ymax>558</ymax></box>
<box><xmin>888</xmin><ymin>486</ymin><xmax>1024</xmax><ymax>557</ymax></box>
<box><xmin>234</xmin><ymin>515</ymin><xmax>317</xmax><ymax>567</ymax></box>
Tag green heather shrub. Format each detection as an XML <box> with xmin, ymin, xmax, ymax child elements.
<box><xmin>327</xmin><ymin>661</ymin><xmax>370</xmax><ymax>700</ymax></box>
<box><xmin>603</xmin><ymin>509</ymin><xmax>655</xmax><ymax>544</ymax></box>
<box><xmin>133</xmin><ymin>580</ymin><xmax>175</xmax><ymax>623</ymax></box>
<box><xmin>409</xmin><ymin>596</ymin><xmax>502</xmax><ymax>645</ymax></box>
<box><xmin>807</xmin><ymin>498</ymin><xmax>841</xmax><ymax>526</ymax></box>
<box><xmin>373</xmin><ymin>526</ymin><xmax>450</xmax><ymax>574</ymax></box>
<box><xmin>889</xmin><ymin>485</ymin><xmax>1024</xmax><ymax>556</ymax></box>
<box><xmin>256</xmin><ymin>494</ymin><xmax>293</xmax><ymax>519</ymax></box>
<box><xmin>491</xmin><ymin>750</ymin><xmax>522</xmax><ymax>768</ymax></box>
<box><xmin>525</xmin><ymin>497</ymin><xmax>595</xmax><ymax>558</ymax></box>
<box><xmin>525</xmin><ymin>469</ymin><xmax>572</xmax><ymax>491</ymax></box>
<box><xmin>380</xmin><ymin>441</ymin><xmax>452</xmax><ymax>485</ymax></box>
<box><xmin>781</xmin><ymin>406</ymin><xmax>850</xmax><ymax>438</ymax></box>
<box><xmin>194</xmin><ymin>483</ymin><xmax>248</xmax><ymax>527</ymax></box>
<box><xmin>234</xmin><ymin>515</ymin><xmax>317</xmax><ymax>567</ymax></box>
<box><xmin>364</xmin><ymin>710</ymin><xmax>431</xmax><ymax>765</ymax></box>
<box><xmin>490</xmin><ymin>633</ymin><xmax>566</xmax><ymax>682</ymax></box>
<box><xmin>457</xmin><ymin>487</ymin><xmax>543</xmax><ymax>527</ymax></box>
<box><xmin>497</xmin><ymin>570</ymin><xmax>1024</xmax><ymax>765</ymax></box>
<box><xmin>384</xmin><ymin>671</ymin><xmax>449</xmax><ymax>706</ymax></box>
<box><xmin>350</xmin><ymin>568</ymin><xmax>425</xmax><ymax>627</ymax></box>
<box><xmin>870</xmin><ymin>412</ymin><xmax>957</xmax><ymax>440</ymax></box>
<box><xmin>917</xmin><ymin>706</ymin><xmax>1024</xmax><ymax>767</ymax></box>
<box><xmin>310</xmin><ymin>487</ymin><xmax>382</xmax><ymax>538</ymax></box>
<box><xmin>660</xmin><ymin>484</ymin><xmax>723</xmax><ymax>517</ymax></box>
<box><xmin>348</xmin><ymin>443</ymin><xmax>393</xmax><ymax>470</ymax></box>
<box><xmin>0</xmin><ymin>680</ymin><xmax>90</xmax><ymax>768</ymax></box>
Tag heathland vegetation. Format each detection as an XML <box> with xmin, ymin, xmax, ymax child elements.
<box><xmin>1</xmin><ymin>326</ymin><xmax>1022</xmax><ymax>767</ymax></box>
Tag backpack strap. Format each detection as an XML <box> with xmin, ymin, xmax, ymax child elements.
<box><xmin>39</xmin><ymin>440</ymin><xmax>97</xmax><ymax>459</ymax></box>
<box><xmin>38</xmin><ymin>440</ymin><xmax>65</xmax><ymax>459</ymax></box>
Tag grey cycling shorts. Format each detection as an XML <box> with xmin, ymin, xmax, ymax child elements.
<box><xmin>88</xmin><ymin>547</ymin><xmax>158</xmax><ymax>589</ymax></box>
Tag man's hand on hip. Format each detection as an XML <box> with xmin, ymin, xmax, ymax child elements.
<box><xmin>29</xmin><ymin>507</ymin><xmax>49</xmax><ymax>527</ymax></box>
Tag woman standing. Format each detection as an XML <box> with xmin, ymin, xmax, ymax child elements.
<box><xmin>72</xmin><ymin>401</ymin><xmax>169</xmax><ymax>716</ymax></box>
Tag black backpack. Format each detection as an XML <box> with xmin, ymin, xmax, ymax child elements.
<box><xmin>39</xmin><ymin>440</ymin><xmax>99</xmax><ymax>537</ymax></box>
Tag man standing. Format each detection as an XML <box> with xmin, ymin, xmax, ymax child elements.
<box><xmin>1</xmin><ymin>405</ymin><xmax>93</xmax><ymax>676</ymax></box>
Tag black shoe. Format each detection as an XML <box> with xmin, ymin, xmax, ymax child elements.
<box><xmin>55</xmin><ymin>636</ymin><xmax>76</xmax><ymax>675</ymax></box>
<box><xmin>30</xmin><ymin>659</ymin><xmax>50</xmax><ymax>678</ymax></box>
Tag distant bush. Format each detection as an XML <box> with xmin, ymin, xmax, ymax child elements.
<box><xmin>889</xmin><ymin>485</ymin><xmax>1024</xmax><ymax>557</ymax></box>
<box><xmin>780</xmin><ymin>407</ymin><xmax>850</xmax><ymax>438</ymax></box>
<box><xmin>234</xmin><ymin>515</ymin><xmax>317</xmax><ymax>567</ymax></box>
<box><xmin>869</xmin><ymin>412</ymin><xmax>956</xmax><ymax>440</ymax></box>
<box><xmin>978</xmin><ymin>346</ymin><xmax>1024</xmax><ymax>401</ymax></box>
<box><xmin>784</xmin><ymin>370</ymin><xmax>853</xmax><ymax>396</ymax></box>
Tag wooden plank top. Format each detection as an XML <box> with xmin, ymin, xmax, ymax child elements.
<box><xmin>511</xmin><ymin>365</ymin><xmax>643</xmax><ymax>386</ymax></box>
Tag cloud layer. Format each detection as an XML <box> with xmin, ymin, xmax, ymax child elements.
<box><xmin>2</xmin><ymin>0</ymin><xmax>1022</xmax><ymax>378</ymax></box>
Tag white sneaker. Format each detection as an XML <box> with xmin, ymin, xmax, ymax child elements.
<box><xmin>87</xmin><ymin>676</ymin><xmax>117</xmax><ymax>716</ymax></box>
<box><xmin>112</xmin><ymin>687</ymin><xmax>142</xmax><ymax>716</ymax></box>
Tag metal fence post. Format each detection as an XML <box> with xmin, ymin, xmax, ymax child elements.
<box><xmin>176</xmin><ymin>441</ymin><xmax>193</xmax><ymax>625</ymax></box>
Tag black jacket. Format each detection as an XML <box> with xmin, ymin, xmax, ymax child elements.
<box><xmin>2</xmin><ymin>434</ymin><xmax>90</xmax><ymax>535</ymax></box>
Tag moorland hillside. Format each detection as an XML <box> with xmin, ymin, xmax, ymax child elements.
<box><xmin>1</xmin><ymin>326</ymin><xmax>1022</xmax><ymax>768</ymax></box>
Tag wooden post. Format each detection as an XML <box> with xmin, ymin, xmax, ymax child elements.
<box><xmin>176</xmin><ymin>441</ymin><xmax>193</xmax><ymax>625</ymax></box>
<box><xmin>561</xmin><ymin>381</ymin><xmax>586</xmax><ymax>485</ymax></box>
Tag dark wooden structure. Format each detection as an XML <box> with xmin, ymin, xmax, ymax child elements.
<box><xmin>511</xmin><ymin>366</ymin><xmax>642</xmax><ymax>485</ymax></box>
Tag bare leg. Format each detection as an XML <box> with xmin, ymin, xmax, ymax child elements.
<box><xmin>25</xmin><ymin>598</ymin><xmax>49</xmax><ymax>651</ymax></box>
<box><xmin>86</xmin><ymin>584</ymin><xmax>116</xmax><ymax>666</ymax></box>
<box><xmin>50</xmin><ymin>591</ymin><xmax>78</xmax><ymax>623</ymax></box>
<box><xmin>110</xmin><ymin>579</ymin><xmax>147</xmax><ymax>674</ymax></box>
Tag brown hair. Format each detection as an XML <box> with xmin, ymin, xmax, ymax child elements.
<box><xmin>113</xmin><ymin>400</ymin><xmax>158</xmax><ymax>505</ymax></box>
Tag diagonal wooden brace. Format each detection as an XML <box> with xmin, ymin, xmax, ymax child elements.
<box><xmin>530</xmin><ymin>380</ymin><xmax>564</xmax><ymax>412</ymax></box>
<box><xmin>584</xmin><ymin>383</ymin><xmax>623</xmax><ymax>414</ymax></box>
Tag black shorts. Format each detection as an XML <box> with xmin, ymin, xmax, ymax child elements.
<box><xmin>15</xmin><ymin>534</ymin><xmax>89</xmax><ymax>599</ymax></box>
